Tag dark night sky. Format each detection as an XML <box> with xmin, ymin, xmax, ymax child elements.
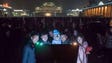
<box><xmin>0</xmin><ymin>0</ymin><xmax>110</xmax><ymax>11</ymax></box>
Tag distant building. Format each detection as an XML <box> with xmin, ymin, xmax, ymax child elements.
<box><xmin>12</xmin><ymin>9</ymin><xmax>30</xmax><ymax>17</ymax></box>
<box><xmin>82</xmin><ymin>2</ymin><xmax>112</xmax><ymax>17</ymax></box>
<box><xmin>88</xmin><ymin>0</ymin><xmax>112</xmax><ymax>7</ymax></box>
<box><xmin>35</xmin><ymin>2</ymin><xmax>62</xmax><ymax>17</ymax></box>
<box><xmin>0</xmin><ymin>3</ymin><xmax>13</xmax><ymax>17</ymax></box>
<box><xmin>67</xmin><ymin>8</ymin><xmax>82</xmax><ymax>16</ymax></box>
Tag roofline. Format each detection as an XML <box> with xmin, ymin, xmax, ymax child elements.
<box><xmin>82</xmin><ymin>2</ymin><xmax>112</xmax><ymax>10</ymax></box>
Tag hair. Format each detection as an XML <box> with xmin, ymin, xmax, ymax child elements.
<box><xmin>29</xmin><ymin>31</ymin><xmax>39</xmax><ymax>37</ymax></box>
<box><xmin>40</xmin><ymin>31</ymin><xmax>48</xmax><ymax>36</ymax></box>
<box><xmin>25</xmin><ymin>31</ymin><xmax>39</xmax><ymax>46</ymax></box>
<box><xmin>76</xmin><ymin>33</ymin><xmax>85</xmax><ymax>44</ymax></box>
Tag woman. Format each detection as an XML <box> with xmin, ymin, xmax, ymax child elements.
<box><xmin>76</xmin><ymin>35</ymin><xmax>88</xmax><ymax>63</ymax></box>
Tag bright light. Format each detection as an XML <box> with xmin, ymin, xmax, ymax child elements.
<box><xmin>73</xmin><ymin>42</ymin><xmax>78</xmax><ymax>46</ymax></box>
<box><xmin>3</xmin><ymin>8</ymin><xmax>7</xmax><ymax>11</ymax></box>
<box><xmin>36</xmin><ymin>42</ymin><xmax>43</xmax><ymax>46</ymax></box>
<box><xmin>40</xmin><ymin>43</ymin><xmax>43</xmax><ymax>46</ymax></box>
<box><xmin>72</xmin><ymin>8</ymin><xmax>82</xmax><ymax>12</ymax></box>
<box><xmin>14</xmin><ymin>10</ymin><xmax>23</xmax><ymax>12</ymax></box>
<box><xmin>36</xmin><ymin>42</ymin><xmax>39</xmax><ymax>45</ymax></box>
<box><xmin>3</xmin><ymin>3</ymin><xmax>9</xmax><ymax>8</ymax></box>
<box><xmin>45</xmin><ymin>13</ymin><xmax>52</xmax><ymax>17</ymax></box>
<box><xmin>98</xmin><ymin>1</ymin><xmax>104</xmax><ymax>6</ymax></box>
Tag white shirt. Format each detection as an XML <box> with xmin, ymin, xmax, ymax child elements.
<box><xmin>77</xmin><ymin>41</ymin><xmax>88</xmax><ymax>63</ymax></box>
<box><xmin>52</xmin><ymin>40</ymin><xmax>61</xmax><ymax>44</ymax></box>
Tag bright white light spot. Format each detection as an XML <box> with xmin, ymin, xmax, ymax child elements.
<box><xmin>73</xmin><ymin>42</ymin><xmax>78</xmax><ymax>46</ymax></box>
<box><xmin>14</xmin><ymin>10</ymin><xmax>23</xmax><ymax>12</ymax></box>
<box><xmin>45</xmin><ymin>13</ymin><xmax>52</xmax><ymax>17</ymax></box>
<box><xmin>3</xmin><ymin>8</ymin><xmax>7</xmax><ymax>11</ymax></box>
<box><xmin>98</xmin><ymin>1</ymin><xmax>104</xmax><ymax>6</ymax></box>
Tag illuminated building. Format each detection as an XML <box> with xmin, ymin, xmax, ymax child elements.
<box><xmin>83</xmin><ymin>2</ymin><xmax>112</xmax><ymax>18</ymax></box>
<box><xmin>0</xmin><ymin>3</ymin><xmax>13</xmax><ymax>17</ymax></box>
<box><xmin>67</xmin><ymin>8</ymin><xmax>82</xmax><ymax>16</ymax></box>
<box><xmin>35</xmin><ymin>2</ymin><xmax>62</xmax><ymax>17</ymax></box>
<box><xmin>88</xmin><ymin>0</ymin><xmax>112</xmax><ymax>7</ymax></box>
<box><xmin>12</xmin><ymin>9</ymin><xmax>30</xmax><ymax>17</ymax></box>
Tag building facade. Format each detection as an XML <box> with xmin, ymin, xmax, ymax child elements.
<box><xmin>35</xmin><ymin>2</ymin><xmax>62</xmax><ymax>17</ymax></box>
<box><xmin>83</xmin><ymin>2</ymin><xmax>112</xmax><ymax>18</ymax></box>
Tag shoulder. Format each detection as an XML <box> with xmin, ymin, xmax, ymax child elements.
<box><xmin>24</xmin><ymin>44</ymin><xmax>31</xmax><ymax>51</ymax></box>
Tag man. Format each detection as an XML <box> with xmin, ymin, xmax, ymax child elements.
<box><xmin>61</xmin><ymin>34</ymin><xmax>69</xmax><ymax>44</ymax></box>
<box><xmin>48</xmin><ymin>30</ymin><xmax>53</xmax><ymax>43</ymax></box>
<box><xmin>52</xmin><ymin>29</ymin><xmax>61</xmax><ymax>44</ymax></box>
<box><xmin>22</xmin><ymin>32</ymin><xmax>39</xmax><ymax>63</ymax></box>
<box><xmin>40</xmin><ymin>32</ymin><xmax>50</xmax><ymax>44</ymax></box>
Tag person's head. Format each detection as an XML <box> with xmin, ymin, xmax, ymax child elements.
<box><xmin>53</xmin><ymin>29</ymin><xmax>61</xmax><ymax>40</ymax></box>
<box><xmin>48</xmin><ymin>30</ymin><xmax>53</xmax><ymax>37</ymax></box>
<box><xmin>30</xmin><ymin>32</ymin><xmax>39</xmax><ymax>44</ymax></box>
<box><xmin>73</xmin><ymin>30</ymin><xmax>78</xmax><ymax>37</ymax></box>
<box><xmin>61</xmin><ymin>34</ymin><xmax>68</xmax><ymax>42</ymax></box>
<box><xmin>76</xmin><ymin>35</ymin><xmax>84</xmax><ymax>45</ymax></box>
<box><xmin>41</xmin><ymin>33</ymin><xmax>48</xmax><ymax>42</ymax></box>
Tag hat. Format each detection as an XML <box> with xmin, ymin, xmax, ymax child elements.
<box><xmin>53</xmin><ymin>29</ymin><xmax>60</xmax><ymax>35</ymax></box>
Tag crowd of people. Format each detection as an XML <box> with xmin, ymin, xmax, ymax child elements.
<box><xmin>0</xmin><ymin>17</ymin><xmax>111</xmax><ymax>63</ymax></box>
<box><xmin>22</xmin><ymin>28</ymin><xmax>93</xmax><ymax>63</ymax></box>
<box><xmin>26</xmin><ymin>29</ymin><xmax>89</xmax><ymax>45</ymax></box>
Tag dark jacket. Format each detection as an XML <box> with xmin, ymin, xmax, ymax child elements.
<box><xmin>61</xmin><ymin>40</ymin><xmax>70</xmax><ymax>44</ymax></box>
<box><xmin>22</xmin><ymin>41</ymin><xmax>36</xmax><ymax>63</ymax></box>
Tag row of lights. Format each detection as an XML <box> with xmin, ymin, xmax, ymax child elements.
<box><xmin>35</xmin><ymin>42</ymin><xmax>78</xmax><ymax>46</ymax></box>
